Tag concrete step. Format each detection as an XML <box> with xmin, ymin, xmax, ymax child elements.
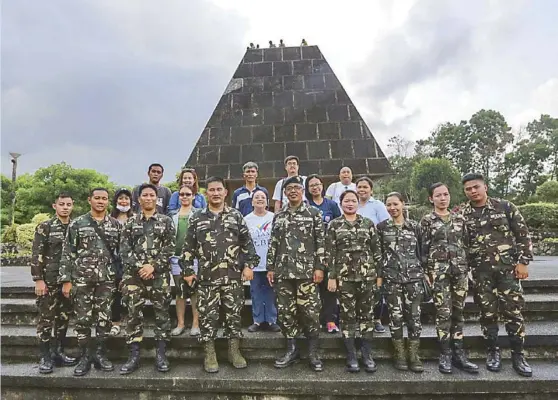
<box><xmin>2</xmin><ymin>360</ymin><xmax>557</xmax><ymax>400</ymax></box>
<box><xmin>2</xmin><ymin>322</ymin><xmax>557</xmax><ymax>362</ymax></box>
<box><xmin>2</xmin><ymin>293</ymin><xmax>558</xmax><ymax>326</ymax></box>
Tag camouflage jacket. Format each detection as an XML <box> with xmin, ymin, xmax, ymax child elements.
<box><xmin>419</xmin><ymin>211</ymin><xmax>468</xmax><ymax>275</ymax></box>
<box><xmin>376</xmin><ymin>218</ymin><xmax>423</xmax><ymax>283</ymax></box>
<box><xmin>58</xmin><ymin>213</ymin><xmax>121</xmax><ymax>284</ymax></box>
<box><xmin>461</xmin><ymin>197</ymin><xmax>533</xmax><ymax>268</ymax></box>
<box><xmin>266</xmin><ymin>203</ymin><xmax>326</xmax><ymax>279</ymax></box>
<box><xmin>182</xmin><ymin>206</ymin><xmax>259</xmax><ymax>285</ymax></box>
<box><xmin>120</xmin><ymin>212</ymin><xmax>175</xmax><ymax>279</ymax></box>
<box><xmin>30</xmin><ymin>217</ymin><xmax>70</xmax><ymax>283</ymax></box>
<box><xmin>325</xmin><ymin>215</ymin><xmax>381</xmax><ymax>281</ymax></box>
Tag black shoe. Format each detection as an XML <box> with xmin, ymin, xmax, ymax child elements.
<box><xmin>51</xmin><ymin>336</ymin><xmax>78</xmax><ymax>367</ymax></box>
<box><xmin>38</xmin><ymin>341</ymin><xmax>54</xmax><ymax>374</ymax></box>
<box><xmin>274</xmin><ymin>339</ymin><xmax>299</xmax><ymax>368</ymax></box>
<box><xmin>343</xmin><ymin>338</ymin><xmax>360</xmax><ymax>373</ymax></box>
<box><xmin>120</xmin><ymin>343</ymin><xmax>140</xmax><ymax>375</ymax></box>
<box><xmin>452</xmin><ymin>342</ymin><xmax>479</xmax><ymax>374</ymax></box>
<box><xmin>512</xmin><ymin>352</ymin><xmax>532</xmax><ymax>377</ymax></box>
<box><xmin>155</xmin><ymin>340</ymin><xmax>170</xmax><ymax>373</ymax></box>
<box><xmin>247</xmin><ymin>323</ymin><xmax>261</xmax><ymax>333</ymax></box>
<box><xmin>486</xmin><ymin>347</ymin><xmax>502</xmax><ymax>372</ymax></box>
<box><xmin>438</xmin><ymin>349</ymin><xmax>452</xmax><ymax>374</ymax></box>
<box><xmin>308</xmin><ymin>336</ymin><xmax>323</xmax><ymax>372</ymax></box>
<box><xmin>268</xmin><ymin>323</ymin><xmax>281</xmax><ymax>333</ymax></box>
<box><xmin>360</xmin><ymin>338</ymin><xmax>377</xmax><ymax>373</ymax></box>
<box><xmin>74</xmin><ymin>345</ymin><xmax>92</xmax><ymax>377</ymax></box>
<box><xmin>92</xmin><ymin>340</ymin><xmax>114</xmax><ymax>371</ymax></box>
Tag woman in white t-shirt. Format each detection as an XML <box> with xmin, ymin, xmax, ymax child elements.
<box><xmin>244</xmin><ymin>189</ymin><xmax>280</xmax><ymax>333</ymax></box>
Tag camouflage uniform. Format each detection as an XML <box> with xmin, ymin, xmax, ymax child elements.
<box><xmin>325</xmin><ymin>215</ymin><xmax>381</xmax><ymax>339</ymax></box>
<box><xmin>376</xmin><ymin>219</ymin><xmax>424</xmax><ymax>340</ymax></box>
<box><xmin>419</xmin><ymin>211</ymin><xmax>468</xmax><ymax>346</ymax></box>
<box><xmin>182</xmin><ymin>206</ymin><xmax>259</xmax><ymax>342</ymax></box>
<box><xmin>59</xmin><ymin>213</ymin><xmax>120</xmax><ymax>346</ymax></box>
<box><xmin>32</xmin><ymin>217</ymin><xmax>72</xmax><ymax>343</ymax></box>
<box><xmin>120</xmin><ymin>212</ymin><xmax>175</xmax><ymax>344</ymax></box>
<box><xmin>266</xmin><ymin>203</ymin><xmax>326</xmax><ymax>339</ymax></box>
<box><xmin>462</xmin><ymin>198</ymin><xmax>533</xmax><ymax>349</ymax></box>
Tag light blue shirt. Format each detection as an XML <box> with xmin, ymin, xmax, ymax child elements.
<box><xmin>357</xmin><ymin>197</ymin><xmax>390</xmax><ymax>226</ymax></box>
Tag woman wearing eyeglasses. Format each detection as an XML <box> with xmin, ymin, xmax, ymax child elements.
<box><xmin>168</xmin><ymin>168</ymin><xmax>207</xmax><ymax>214</ymax></box>
<box><xmin>169</xmin><ymin>185</ymin><xmax>200</xmax><ymax>336</ymax></box>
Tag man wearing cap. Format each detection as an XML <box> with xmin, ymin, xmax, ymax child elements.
<box><xmin>272</xmin><ymin>156</ymin><xmax>307</xmax><ymax>212</ymax></box>
<box><xmin>231</xmin><ymin>162</ymin><xmax>269</xmax><ymax>217</ymax></box>
<box><xmin>267</xmin><ymin>176</ymin><xmax>326</xmax><ymax>372</ymax></box>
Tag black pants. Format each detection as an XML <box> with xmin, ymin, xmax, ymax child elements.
<box><xmin>319</xmin><ymin>271</ymin><xmax>339</xmax><ymax>325</ymax></box>
<box><xmin>374</xmin><ymin>290</ymin><xmax>387</xmax><ymax>321</ymax></box>
<box><xmin>111</xmin><ymin>277</ymin><xmax>123</xmax><ymax>323</ymax></box>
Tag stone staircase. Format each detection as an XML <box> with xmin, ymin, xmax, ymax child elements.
<box><xmin>1</xmin><ymin>261</ymin><xmax>557</xmax><ymax>399</ymax></box>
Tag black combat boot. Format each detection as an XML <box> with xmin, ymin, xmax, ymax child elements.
<box><xmin>38</xmin><ymin>340</ymin><xmax>54</xmax><ymax>374</ymax></box>
<box><xmin>308</xmin><ymin>336</ymin><xmax>323</xmax><ymax>372</ymax></box>
<box><xmin>74</xmin><ymin>342</ymin><xmax>92</xmax><ymax>377</ymax></box>
<box><xmin>452</xmin><ymin>340</ymin><xmax>478</xmax><ymax>374</ymax></box>
<box><xmin>119</xmin><ymin>343</ymin><xmax>140</xmax><ymax>375</ymax></box>
<box><xmin>392</xmin><ymin>339</ymin><xmax>408</xmax><ymax>371</ymax></box>
<box><xmin>274</xmin><ymin>339</ymin><xmax>300</xmax><ymax>368</ymax></box>
<box><xmin>486</xmin><ymin>334</ymin><xmax>502</xmax><ymax>372</ymax></box>
<box><xmin>343</xmin><ymin>338</ymin><xmax>360</xmax><ymax>373</ymax></box>
<box><xmin>510</xmin><ymin>338</ymin><xmax>532</xmax><ymax>377</ymax></box>
<box><xmin>92</xmin><ymin>339</ymin><xmax>114</xmax><ymax>371</ymax></box>
<box><xmin>360</xmin><ymin>338</ymin><xmax>377</xmax><ymax>373</ymax></box>
<box><xmin>438</xmin><ymin>341</ymin><xmax>452</xmax><ymax>374</ymax></box>
<box><xmin>407</xmin><ymin>339</ymin><xmax>424</xmax><ymax>373</ymax></box>
<box><xmin>51</xmin><ymin>329</ymin><xmax>78</xmax><ymax>367</ymax></box>
<box><xmin>155</xmin><ymin>340</ymin><xmax>170</xmax><ymax>372</ymax></box>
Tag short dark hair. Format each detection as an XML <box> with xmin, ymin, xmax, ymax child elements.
<box><xmin>89</xmin><ymin>187</ymin><xmax>109</xmax><ymax>197</ymax></box>
<box><xmin>206</xmin><ymin>176</ymin><xmax>226</xmax><ymax>187</ymax></box>
<box><xmin>386</xmin><ymin>191</ymin><xmax>404</xmax><ymax>203</ymax></box>
<box><xmin>339</xmin><ymin>189</ymin><xmax>358</xmax><ymax>204</ymax></box>
<box><xmin>138</xmin><ymin>183</ymin><xmax>158</xmax><ymax>196</ymax></box>
<box><xmin>252</xmin><ymin>188</ymin><xmax>269</xmax><ymax>203</ymax></box>
<box><xmin>462</xmin><ymin>173</ymin><xmax>484</xmax><ymax>184</ymax></box>
<box><xmin>355</xmin><ymin>176</ymin><xmax>374</xmax><ymax>189</ymax></box>
<box><xmin>148</xmin><ymin>163</ymin><xmax>164</xmax><ymax>173</ymax></box>
<box><xmin>305</xmin><ymin>174</ymin><xmax>325</xmax><ymax>199</ymax></box>
<box><xmin>428</xmin><ymin>182</ymin><xmax>448</xmax><ymax>197</ymax></box>
<box><xmin>284</xmin><ymin>155</ymin><xmax>299</xmax><ymax>165</ymax></box>
<box><xmin>56</xmin><ymin>192</ymin><xmax>73</xmax><ymax>201</ymax></box>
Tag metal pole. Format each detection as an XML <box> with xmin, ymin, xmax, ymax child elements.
<box><xmin>9</xmin><ymin>153</ymin><xmax>21</xmax><ymax>225</ymax></box>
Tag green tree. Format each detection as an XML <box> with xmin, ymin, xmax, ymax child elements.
<box><xmin>426</xmin><ymin>121</ymin><xmax>474</xmax><ymax>175</ymax></box>
<box><xmin>527</xmin><ymin>114</ymin><xmax>558</xmax><ymax>179</ymax></box>
<box><xmin>1</xmin><ymin>174</ymin><xmax>14</xmax><ymax>227</ymax></box>
<box><xmin>536</xmin><ymin>180</ymin><xmax>558</xmax><ymax>203</ymax></box>
<box><xmin>14</xmin><ymin>163</ymin><xmax>117</xmax><ymax>223</ymax></box>
<box><xmin>410</xmin><ymin>158</ymin><xmax>463</xmax><ymax>205</ymax></box>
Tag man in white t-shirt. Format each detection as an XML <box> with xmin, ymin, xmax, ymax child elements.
<box><xmin>325</xmin><ymin>166</ymin><xmax>356</xmax><ymax>204</ymax></box>
<box><xmin>272</xmin><ymin>155</ymin><xmax>307</xmax><ymax>211</ymax></box>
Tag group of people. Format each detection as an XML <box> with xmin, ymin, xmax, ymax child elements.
<box><xmin>247</xmin><ymin>38</ymin><xmax>308</xmax><ymax>50</ymax></box>
<box><xmin>31</xmin><ymin>155</ymin><xmax>534</xmax><ymax>379</ymax></box>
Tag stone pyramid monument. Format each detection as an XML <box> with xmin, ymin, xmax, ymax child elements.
<box><xmin>186</xmin><ymin>45</ymin><xmax>391</xmax><ymax>182</ymax></box>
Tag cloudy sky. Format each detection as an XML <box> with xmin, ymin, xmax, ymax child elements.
<box><xmin>2</xmin><ymin>0</ymin><xmax>557</xmax><ymax>185</ymax></box>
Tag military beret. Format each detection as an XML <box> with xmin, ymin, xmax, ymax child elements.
<box><xmin>283</xmin><ymin>176</ymin><xmax>304</xmax><ymax>189</ymax></box>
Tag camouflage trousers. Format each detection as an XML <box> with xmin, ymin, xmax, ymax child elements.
<box><xmin>122</xmin><ymin>275</ymin><xmax>172</xmax><ymax>344</ymax></box>
<box><xmin>384</xmin><ymin>280</ymin><xmax>423</xmax><ymax>340</ymax></box>
<box><xmin>276</xmin><ymin>279</ymin><xmax>320</xmax><ymax>339</ymax></box>
<box><xmin>72</xmin><ymin>281</ymin><xmax>114</xmax><ymax>346</ymax></box>
<box><xmin>196</xmin><ymin>280</ymin><xmax>244</xmax><ymax>342</ymax></box>
<box><xmin>431</xmin><ymin>264</ymin><xmax>468</xmax><ymax>344</ymax></box>
<box><xmin>472</xmin><ymin>265</ymin><xmax>525</xmax><ymax>348</ymax></box>
<box><xmin>36</xmin><ymin>281</ymin><xmax>72</xmax><ymax>342</ymax></box>
<box><xmin>338</xmin><ymin>280</ymin><xmax>377</xmax><ymax>339</ymax></box>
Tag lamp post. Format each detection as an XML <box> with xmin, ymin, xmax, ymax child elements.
<box><xmin>9</xmin><ymin>152</ymin><xmax>21</xmax><ymax>225</ymax></box>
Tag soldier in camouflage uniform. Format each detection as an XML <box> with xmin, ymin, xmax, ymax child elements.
<box><xmin>461</xmin><ymin>173</ymin><xmax>533</xmax><ymax>377</ymax></box>
<box><xmin>31</xmin><ymin>193</ymin><xmax>78</xmax><ymax>374</ymax></box>
<box><xmin>182</xmin><ymin>176</ymin><xmax>258</xmax><ymax>373</ymax></box>
<box><xmin>376</xmin><ymin>192</ymin><xmax>424</xmax><ymax>372</ymax></box>
<box><xmin>419</xmin><ymin>183</ymin><xmax>478</xmax><ymax>374</ymax></box>
<box><xmin>325</xmin><ymin>190</ymin><xmax>381</xmax><ymax>373</ymax></box>
<box><xmin>59</xmin><ymin>187</ymin><xmax>120</xmax><ymax>377</ymax></box>
<box><xmin>119</xmin><ymin>183</ymin><xmax>175</xmax><ymax>375</ymax></box>
<box><xmin>267</xmin><ymin>176</ymin><xmax>326</xmax><ymax>372</ymax></box>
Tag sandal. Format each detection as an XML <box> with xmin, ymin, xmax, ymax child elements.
<box><xmin>110</xmin><ymin>325</ymin><xmax>121</xmax><ymax>336</ymax></box>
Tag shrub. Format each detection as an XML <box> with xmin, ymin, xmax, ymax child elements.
<box><xmin>536</xmin><ymin>180</ymin><xmax>558</xmax><ymax>203</ymax></box>
<box><xmin>31</xmin><ymin>213</ymin><xmax>51</xmax><ymax>225</ymax></box>
<box><xmin>1</xmin><ymin>224</ymin><xmax>18</xmax><ymax>243</ymax></box>
<box><xmin>407</xmin><ymin>205</ymin><xmax>432</xmax><ymax>221</ymax></box>
<box><xmin>16</xmin><ymin>223</ymin><xmax>37</xmax><ymax>251</ymax></box>
<box><xmin>518</xmin><ymin>202</ymin><xmax>558</xmax><ymax>230</ymax></box>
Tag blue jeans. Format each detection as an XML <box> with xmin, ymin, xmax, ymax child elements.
<box><xmin>250</xmin><ymin>271</ymin><xmax>277</xmax><ymax>324</ymax></box>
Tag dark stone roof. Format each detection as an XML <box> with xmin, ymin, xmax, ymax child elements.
<box><xmin>186</xmin><ymin>45</ymin><xmax>391</xmax><ymax>181</ymax></box>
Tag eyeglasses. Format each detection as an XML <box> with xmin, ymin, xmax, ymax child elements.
<box><xmin>179</xmin><ymin>193</ymin><xmax>193</xmax><ymax>197</ymax></box>
<box><xmin>285</xmin><ymin>185</ymin><xmax>303</xmax><ymax>192</ymax></box>
<box><xmin>309</xmin><ymin>183</ymin><xmax>322</xmax><ymax>188</ymax></box>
